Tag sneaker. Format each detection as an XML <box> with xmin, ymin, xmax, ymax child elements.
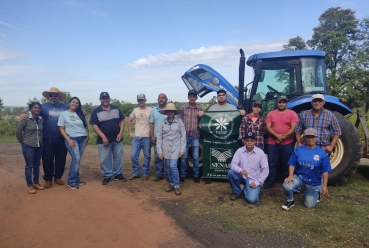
<box><xmin>54</xmin><ymin>178</ymin><xmax>64</xmax><ymax>185</ymax></box>
<box><xmin>33</xmin><ymin>183</ymin><xmax>44</xmax><ymax>190</ymax></box>
<box><xmin>114</xmin><ymin>174</ymin><xmax>127</xmax><ymax>182</ymax></box>
<box><xmin>102</xmin><ymin>177</ymin><xmax>111</xmax><ymax>185</ymax></box>
<box><xmin>68</xmin><ymin>184</ymin><xmax>79</xmax><ymax>189</ymax></box>
<box><xmin>180</xmin><ymin>177</ymin><xmax>185</xmax><ymax>184</ymax></box>
<box><xmin>317</xmin><ymin>192</ymin><xmax>321</xmax><ymax>203</ymax></box>
<box><xmin>174</xmin><ymin>188</ymin><xmax>181</xmax><ymax>196</ymax></box>
<box><xmin>27</xmin><ymin>186</ymin><xmax>36</xmax><ymax>194</ymax></box>
<box><xmin>282</xmin><ymin>200</ymin><xmax>295</xmax><ymax>210</ymax></box>
<box><xmin>194</xmin><ymin>177</ymin><xmax>200</xmax><ymax>183</ymax></box>
<box><xmin>77</xmin><ymin>181</ymin><xmax>86</xmax><ymax>186</ymax></box>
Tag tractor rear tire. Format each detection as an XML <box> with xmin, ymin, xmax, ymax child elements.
<box><xmin>328</xmin><ymin>112</ymin><xmax>362</xmax><ymax>185</ymax></box>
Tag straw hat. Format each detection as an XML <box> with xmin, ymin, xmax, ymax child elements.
<box><xmin>42</xmin><ymin>87</ymin><xmax>66</xmax><ymax>101</ymax></box>
<box><xmin>159</xmin><ymin>103</ymin><xmax>182</xmax><ymax>115</ymax></box>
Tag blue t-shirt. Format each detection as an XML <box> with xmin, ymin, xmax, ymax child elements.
<box><xmin>57</xmin><ymin>111</ymin><xmax>87</xmax><ymax>138</ymax></box>
<box><xmin>149</xmin><ymin>105</ymin><xmax>167</xmax><ymax>137</ymax></box>
<box><xmin>288</xmin><ymin>145</ymin><xmax>332</xmax><ymax>186</ymax></box>
<box><xmin>41</xmin><ymin>102</ymin><xmax>69</xmax><ymax>138</ymax></box>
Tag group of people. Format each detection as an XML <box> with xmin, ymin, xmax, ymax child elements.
<box><xmin>230</xmin><ymin>92</ymin><xmax>340</xmax><ymax>209</ymax></box>
<box><xmin>16</xmin><ymin>87</ymin><xmax>341</xmax><ymax>209</ymax></box>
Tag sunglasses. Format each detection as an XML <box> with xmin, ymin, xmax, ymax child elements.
<box><xmin>49</xmin><ymin>94</ymin><xmax>59</xmax><ymax>98</ymax></box>
<box><xmin>312</xmin><ymin>99</ymin><xmax>323</xmax><ymax>102</ymax></box>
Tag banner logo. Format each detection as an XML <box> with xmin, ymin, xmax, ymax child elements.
<box><xmin>210</xmin><ymin>148</ymin><xmax>232</xmax><ymax>169</ymax></box>
<box><xmin>208</xmin><ymin>113</ymin><xmax>234</xmax><ymax>139</ymax></box>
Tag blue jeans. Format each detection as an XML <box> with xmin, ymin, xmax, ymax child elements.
<box><xmin>153</xmin><ymin>137</ymin><xmax>167</xmax><ymax>177</ymax></box>
<box><xmin>282</xmin><ymin>175</ymin><xmax>321</xmax><ymax>208</ymax></box>
<box><xmin>22</xmin><ymin>143</ymin><xmax>43</xmax><ymax>186</ymax></box>
<box><xmin>166</xmin><ymin>159</ymin><xmax>180</xmax><ymax>188</ymax></box>
<box><xmin>180</xmin><ymin>137</ymin><xmax>199</xmax><ymax>178</ymax></box>
<box><xmin>266</xmin><ymin>142</ymin><xmax>295</xmax><ymax>185</ymax></box>
<box><xmin>65</xmin><ymin>136</ymin><xmax>86</xmax><ymax>185</ymax></box>
<box><xmin>42</xmin><ymin>137</ymin><xmax>67</xmax><ymax>181</ymax></box>
<box><xmin>131</xmin><ymin>137</ymin><xmax>151</xmax><ymax>176</ymax></box>
<box><xmin>97</xmin><ymin>141</ymin><xmax>124</xmax><ymax>178</ymax></box>
<box><xmin>228</xmin><ymin>170</ymin><xmax>262</xmax><ymax>204</ymax></box>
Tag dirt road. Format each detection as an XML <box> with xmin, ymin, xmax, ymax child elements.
<box><xmin>0</xmin><ymin>143</ymin><xmax>202</xmax><ymax>248</ymax></box>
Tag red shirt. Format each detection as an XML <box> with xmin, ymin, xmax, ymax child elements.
<box><xmin>265</xmin><ymin>109</ymin><xmax>298</xmax><ymax>145</ymax></box>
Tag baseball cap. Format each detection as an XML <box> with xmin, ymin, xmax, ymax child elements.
<box><xmin>100</xmin><ymin>92</ymin><xmax>110</xmax><ymax>98</ymax></box>
<box><xmin>217</xmin><ymin>89</ymin><xmax>226</xmax><ymax>95</ymax></box>
<box><xmin>243</xmin><ymin>131</ymin><xmax>256</xmax><ymax>140</ymax></box>
<box><xmin>188</xmin><ymin>90</ymin><xmax>197</xmax><ymax>96</ymax></box>
<box><xmin>312</xmin><ymin>94</ymin><xmax>325</xmax><ymax>101</ymax></box>
<box><xmin>253</xmin><ymin>101</ymin><xmax>262</xmax><ymax>107</ymax></box>
<box><xmin>277</xmin><ymin>95</ymin><xmax>288</xmax><ymax>102</ymax></box>
<box><xmin>137</xmin><ymin>93</ymin><xmax>146</xmax><ymax>100</ymax></box>
<box><xmin>304</xmin><ymin>128</ymin><xmax>318</xmax><ymax>137</ymax></box>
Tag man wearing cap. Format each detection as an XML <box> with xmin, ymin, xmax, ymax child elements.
<box><xmin>40</xmin><ymin>87</ymin><xmax>69</xmax><ymax>188</ymax></box>
<box><xmin>295</xmin><ymin>94</ymin><xmax>341</xmax><ymax>153</ymax></box>
<box><xmin>128</xmin><ymin>93</ymin><xmax>152</xmax><ymax>180</ymax></box>
<box><xmin>282</xmin><ymin>128</ymin><xmax>331</xmax><ymax>210</ymax></box>
<box><xmin>178</xmin><ymin>90</ymin><xmax>204</xmax><ymax>184</ymax></box>
<box><xmin>227</xmin><ymin>132</ymin><xmax>269</xmax><ymax>203</ymax></box>
<box><xmin>90</xmin><ymin>92</ymin><xmax>126</xmax><ymax>185</ymax></box>
<box><xmin>149</xmin><ymin>93</ymin><xmax>168</xmax><ymax>182</ymax></box>
<box><xmin>240</xmin><ymin>100</ymin><xmax>266</xmax><ymax>150</ymax></box>
<box><xmin>264</xmin><ymin>95</ymin><xmax>299</xmax><ymax>188</ymax></box>
<box><xmin>205</xmin><ymin>89</ymin><xmax>246</xmax><ymax>184</ymax></box>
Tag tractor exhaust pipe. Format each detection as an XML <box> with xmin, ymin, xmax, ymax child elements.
<box><xmin>238</xmin><ymin>49</ymin><xmax>245</xmax><ymax>109</ymax></box>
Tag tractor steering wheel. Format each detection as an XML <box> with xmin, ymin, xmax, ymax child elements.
<box><xmin>267</xmin><ymin>85</ymin><xmax>281</xmax><ymax>97</ymax></box>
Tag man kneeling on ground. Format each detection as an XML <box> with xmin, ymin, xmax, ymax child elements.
<box><xmin>227</xmin><ymin>132</ymin><xmax>269</xmax><ymax>204</ymax></box>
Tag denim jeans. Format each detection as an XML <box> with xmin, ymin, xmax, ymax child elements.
<box><xmin>22</xmin><ymin>143</ymin><xmax>43</xmax><ymax>186</ymax></box>
<box><xmin>266</xmin><ymin>142</ymin><xmax>295</xmax><ymax>185</ymax></box>
<box><xmin>282</xmin><ymin>174</ymin><xmax>321</xmax><ymax>208</ymax></box>
<box><xmin>228</xmin><ymin>169</ymin><xmax>262</xmax><ymax>204</ymax></box>
<box><xmin>65</xmin><ymin>136</ymin><xmax>86</xmax><ymax>185</ymax></box>
<box><xmin>42</xmin><ymin>137</ymin><xmax>67</xmax><ymax>181</ymax></box>
<box><xmin>166</xmin><ymin>159</ymin><xmax>180</xmax><ymax>188</ymax></box>
<box><xmin>180</xmin><ymin>137</ymin><xmax>199</xmax><ymax>178</ymax></box>
<box><xmin>131</xmin><ymin>137</ymin><xmax>151</xmax><ymax>176</ymax></box>
<box><xmin>152</xmin><ymin>137</ymin><xmax>167</xmax><ymax>177</ymax></box>
<box><xmin>97</xmin><ymin>141</ymin><xmax>124</xmax><ymax>178</ymax></box>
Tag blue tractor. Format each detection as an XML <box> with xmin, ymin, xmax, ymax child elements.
<box><xmin>181</xmin><ymin>49</ymin><xmax>366</xmax><ymax>184</ymax></box>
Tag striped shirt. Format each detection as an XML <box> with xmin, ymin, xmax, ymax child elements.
<box><xmin>179</xmin><ymin>103</ymin><xmax>203</xmax><ymax>137</ymax></box>
<box><xmin>240</xmin><ymin>114</ymin><xmax>266</xmax><ymax>146</ymax></box>
<box><xmin>295</xmin><ymin>108</ymin><xmax>341</xmax><ymax>146</ymax></box>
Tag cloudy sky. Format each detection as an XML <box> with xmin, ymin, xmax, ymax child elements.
<box><xmin>1</xmin><ymin>0</ymin><xmax>369</xmax><ymax>106</ymax></box>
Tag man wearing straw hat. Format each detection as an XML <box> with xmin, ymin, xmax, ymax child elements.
<box><xmin>41</xmin><ymin>87</ymin><xmax>69</xmax><ymax>188</ymax></box>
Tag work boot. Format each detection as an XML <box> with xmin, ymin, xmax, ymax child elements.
<box><xmin>55</xmin><ymin>178</ymin><xmax>64</xmax><ymax>185</ymax></box>
<box><xmin>153</xmin><ymin>176</ymin><xmax>164</xmax><ymax>182</ymax></box>
<box><xmin>44</xmin><ymin>181</ymin><xmax>52</xmax><ymax>189</ymax></box>
<box><xmin>180</xmin><ymin>177</ymin><xmax>185</xmax><ymax>184</ymax></box>
<box><xmin>174</xmin><ymin>188</ymin><xmax>181</xmax><ymax>196</ymax></box>
<box><xmin>27</xmin><ymin>186</ymin><xmax>36</xmax><ymax>194</ymax></box>
<box><xmin>165</xmin><ymin>184</ymin><xmax>174</xmax><ymax>192</ymax></box>
<box><xmin>33</xmin><ymin>184</ymin><xmax>44</xmax><ymax>190</ymax></box>
<box><xmin>194</xmin><ymin>177</ymin><xmax>200</xmax><ymax>183</ymax></box>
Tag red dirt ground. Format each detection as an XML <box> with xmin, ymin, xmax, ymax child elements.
<box><xmin>0</xmin><ymin>143</ymin><xmax>203</xmax><ymax>248</ymax></box>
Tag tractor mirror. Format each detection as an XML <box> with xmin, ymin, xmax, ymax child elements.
<box><xmin>254</xmin><ymin>60</ymin><xmax>262</xmax><ymax>76</ymax></box>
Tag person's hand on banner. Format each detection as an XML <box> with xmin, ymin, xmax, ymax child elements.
<box><xmin>239</xmin><ymin>109</ymin><xmax>246</xmax><ymax>116</ymax></box>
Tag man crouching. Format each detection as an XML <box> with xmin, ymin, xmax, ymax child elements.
<box><xmin>227</xmin><ymin>132</ymin><xmax>269</xmax><ymax>203</ymax></box>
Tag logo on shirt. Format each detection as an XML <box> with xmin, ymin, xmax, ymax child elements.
<box><xmin>208</xmin><ymin>113</ymin><xmax>234</xmax><ymax>139</ymax></box>
<box><xmin>136</xmin><ymin>113</ymin><xmax>148</xmax><ymax>125</ymax></box>
<box><xmin>210</xmin><ymin>148</ymin><xmax>232</xmax><ymax>169</ymax></box>
<box><xmin>314</xmin><ymin>155</ymin><xmax>320</xmax><ymax>161</ymax></box>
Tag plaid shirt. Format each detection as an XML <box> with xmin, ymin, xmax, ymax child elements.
<box><xmin>179</xmin><ymin>103</ymin><xmax>203</xmax><ymax>137</ymax></box>
<box><xmin>295</xmin><ymin>108</ymin><xmax>341</xmax><ymax>146</ymax></box>
<box><xmin>240</xmin><ymin>114</ymin><xmax>266</xmax><ymax>146</ymax></box>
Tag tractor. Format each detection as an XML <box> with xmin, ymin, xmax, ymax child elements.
<box><xmin>181</xmin><ymin>49</ymin><xmax>368</xmax><ymax>184</ymax></box>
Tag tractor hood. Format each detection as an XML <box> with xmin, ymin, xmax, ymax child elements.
<box><xmin>181</xmin><ymin>64</ymin><xmax>239</xmax><ymax>106</ymax></box>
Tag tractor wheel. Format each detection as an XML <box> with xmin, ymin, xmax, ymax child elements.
<box><xmin>328</xmin><ymin>112</ymin><xmax>362</xmax><ymax>184</ymax></box>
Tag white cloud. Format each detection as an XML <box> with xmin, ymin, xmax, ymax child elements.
<box><xmin>128</xmin><ymin>42</ymin><xmax>283</xmax><ymax>68</ymax></box>
<box><xmin>0</xmin><ymin>47</ymin><xmax>23</xmax><ymax>62</ymax></box>
<box><xmin>0</xmin><ymin>21</ymin><xmax>15</xmax><ymax>28</ymax></box>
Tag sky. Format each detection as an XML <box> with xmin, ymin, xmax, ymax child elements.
<box><xmin>1</xmin><ymin>0</ymin><xmax>369</xmax><ymax>107</ymax></box>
